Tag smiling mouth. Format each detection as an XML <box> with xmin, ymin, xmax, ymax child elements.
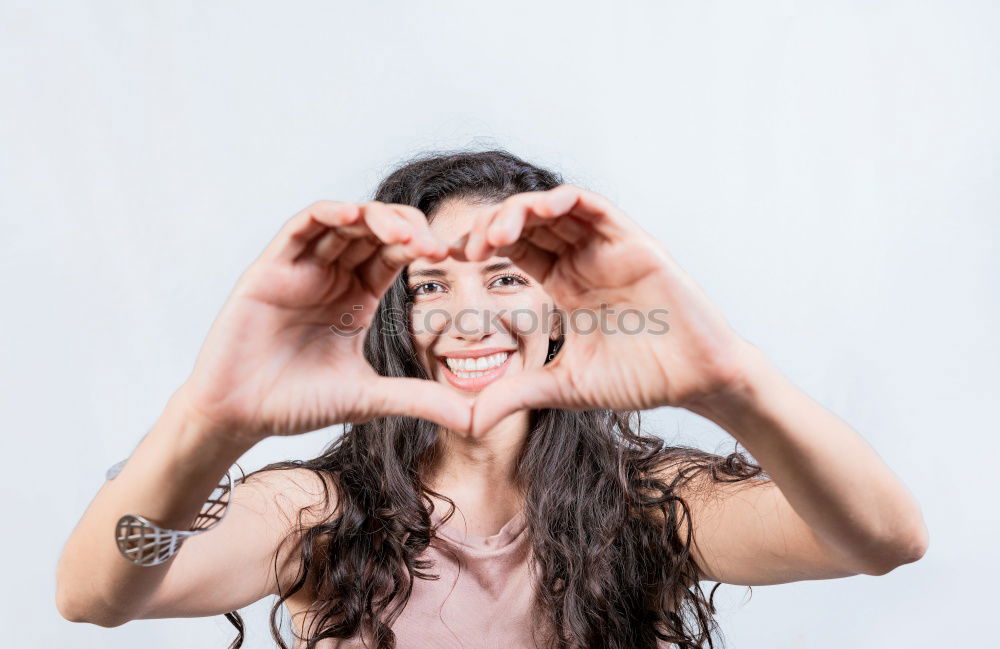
<box><xmin>437</xmin><ymin>350</ymin><xmax>514</xmax><ymax>390</ymax></box>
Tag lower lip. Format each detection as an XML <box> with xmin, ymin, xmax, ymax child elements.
<box><xmin>439</xmin><ymin>353</ymin><xmax>514</xmax><ymax>391</ymax></box>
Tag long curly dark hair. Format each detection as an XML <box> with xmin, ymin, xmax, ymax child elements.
<box><xmin>222</xmin><ymin>149</ymin><xmax>768</xmax><ymax>649</ymax></box>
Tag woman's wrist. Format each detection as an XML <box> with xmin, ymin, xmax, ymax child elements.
<box><xmin>679</xmin><ymin>340</ymin><xmax>780</xmax><ymax>432</ymax></box>
<box><xmin>164</xmin><ymin>383</ymin><xmax>265</xmax><ymax>453</ymax></box>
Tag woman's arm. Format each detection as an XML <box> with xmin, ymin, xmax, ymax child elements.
<box><xmin>57</xmin><ymin>199</ymin><xmax>467</xmax><ymax>626</ymax></box>
<box><xmin>678</xmin><ymin>341</ymin><xmax>929</xmax><ymax>584</ymax></box>
<box><xmin>57</xmin><ymin>386</ymin><xmax>338</xmax><ymax>626</ymax></box>
<box><xmin>55</xmin><ymin>387</ymin><xmax>258</xmax><ymax>626</ymax></box>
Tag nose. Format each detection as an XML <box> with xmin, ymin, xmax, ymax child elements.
<box><xmin>447</xmin><ymin>283</ymin><xmax>505</xmax><ymax>343</ymax></box>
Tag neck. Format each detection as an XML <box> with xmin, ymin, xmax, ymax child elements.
<box><xmin>425</xmin><ymin>410</ymin><xmax>531</xmax><ymax>533</ymax></box>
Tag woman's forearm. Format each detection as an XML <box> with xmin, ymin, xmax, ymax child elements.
<box><xmin>55</xmin><ymin>386</ymin><xmax>256</xmax><ymax>627</ymax></box>
<box><xmin>686</xmin><ymin>342</ymin><xmax>929</xmax><ymax>575</ymax></box>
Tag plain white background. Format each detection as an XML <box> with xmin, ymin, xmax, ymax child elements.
<box><xmin>2</xmin><ymin>1</ymin><xmax>996</xmax><ymax>647</ymax></box>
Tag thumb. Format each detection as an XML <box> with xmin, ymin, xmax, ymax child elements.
<box><xmin>471</xmin><ymin>368</ymin><xmax>563</xmax><ymax>436</ymax></box>
<box><xmin>366</xmin><ymin>377</ymin><xmax>473</xmax><ymax>433</ymax></box>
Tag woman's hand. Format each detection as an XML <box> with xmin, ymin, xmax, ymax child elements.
<box><xmin>459</xmin><ymin>184</ymin><xmax>759</xmax><ymax>435</ymax></box>
<box><xmin>175</xmin><ymin>200</ymin><xmax>473</xmax><ymax>446</ymax></box>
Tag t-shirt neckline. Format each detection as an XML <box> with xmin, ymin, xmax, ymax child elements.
<box><xmin>431</xmin><ymin>505</ymin><xmax>528</xmax><ymax>551</ymax></box>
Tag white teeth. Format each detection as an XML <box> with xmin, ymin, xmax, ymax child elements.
<box><xmin>444</xmin><ymin>352</ymin><xmax>509</xmax><ymax>376</ymax></box>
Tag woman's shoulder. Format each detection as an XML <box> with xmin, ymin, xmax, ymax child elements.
<box><xmin>238</xmin><ymin>467</ymin><xmax>342</xmax><ymax>615</ymax></box>
<box><xmin>237</xmin><ymin>465</ymin><xmax>341</xmax><ymax>531</ymax></box>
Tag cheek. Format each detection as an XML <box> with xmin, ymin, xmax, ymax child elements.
<box><xmin>410</xmin><ymin>305</ymin><xmax>451</xmax><ymax>341</ymax></box>
<box><xmin>502</xmin><ymin>296</ymin><xmax>556</xmax><ymax>343</ymax></box>
<box><xmin>504</xmin><ymin>310</ymin><xmax>542</xmax><ymax>339</ymax></box>
<box><xmin>410</xmin><ymin>331</ymin><xmax>437</xmax><ymax>376</ymax></box>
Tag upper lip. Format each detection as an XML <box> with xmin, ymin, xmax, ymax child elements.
<box><xmin>437</xmin><ymin>347</ymin><xmax>515</xmax><ymax>360</ymax></box>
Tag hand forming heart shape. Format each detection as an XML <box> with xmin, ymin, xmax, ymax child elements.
<box><xmin>173</xmin><ymin>187</ymin><xmax>754</xmax><ymax>446</ymax></box>
<box><xmin>454</xmin><ymin>184</ymin><xmax>754</xmax><ymax>435</ymax></box>
<box><xmin>176</xmin><ymin>200</ymin><xmax>474</xmax><ymax>446</ymax></box>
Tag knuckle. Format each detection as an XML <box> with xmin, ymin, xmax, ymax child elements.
<box><xmin>306</xmin><ymin>199</ymin><xmax>341</xmax><ymax>213</ymax></box>
<box><xmin>396</xmin><ymin>205</ymin><xmax>425</xmax><ymax>221</ymax></box>
<box><xmin>301</xmin><ymin>200</ymin><xmax>359</xmax><ymax>227</ymax></box>
<box><xmin>501</xmin><ymin>193</ymin><xmax>524</xmax><ymax>209</ymax></box>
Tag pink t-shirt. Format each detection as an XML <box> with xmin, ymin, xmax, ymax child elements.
<box><xmin>324</xmin><ymin>508</ymin><xmax>676</xmax><ymax>648</ymax></box>
<box><xmin>329</xmin><ymin>506</ymin><xmax>542</xmax><ymax>648</ymax></box>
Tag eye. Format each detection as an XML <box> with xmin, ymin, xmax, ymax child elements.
<box><xmin>489</xmin><ymin>272</ymin><xmax>530</xmax><ymax>290</ymax></box>
<box><xmin>409</xmin><ymin>281</ymin><xmax>446</xmax><ymax>297</ymax></box>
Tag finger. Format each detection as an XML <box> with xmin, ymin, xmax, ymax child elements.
<box><xmin>367</xmin><ymin>377</ymin><xmax>473</xmax><ymax>433</ymax></box>
<box><xmin>521</xmin><ymin>226</ymin><xmax>571</xmax><ymax>255</ymax></box>
<box><xmin>464</xmin><ymin>205</ymin><xmax>497</xmax><ymax>262</ymax></box>
<box><xmin>389</xmin><ymin>205</ymin><xmax>449</xmax><ymax>262</ymax></box>
<box><xmin>483</xmin><ymin>191</ymin><xmax>559</xmax><ymax>250</ymax></box>
<box><xmin>354</xmin><ymin>203</ymin><xmax>457</xmax><ymax>296</ymax></box>
<box><xmin>336</xmin><ymin>202</ymin><xmax>416</xmax><ymax>270</ymax></box>
<box><xmin>446</xmin><ymin>231</ymin><xmax>472</xmax><ymax>262</ymax></box>
<box><xmin>355</xmin><ymin>238</ymin><xmax>426</xmax><ymax>297</ymax></box>
<box><xmin>487</xmin><ymin>201</ymin><xmax>572</xmax><ymax>256</ymax></box>
<box><xmin>490</xmin><ymin>237</ymin><xmax>558</xmax><ymax>285</ymax></box>
<box><xmin>470</xmin><ymin>367</ymin><xmax>564</xmax><ymax>436</ymax></box>
<box><xmin>535</xmin><ymin>184</ymin><xmax>629</xmax><ymax>241</ymax></box>
<box><xmin>468</xmin><ymin>191</ymin><xmax>573</xmax><ymax>261</ymax></box>
<box><xmin>266</xmin><ymin>201</ymin><xmax>362</xmax><ymax>263</ymax></box>
<box><xmin>334</xmin><ymin>234</ymin><xmax>380</xmax><ymax>271</ymax></box>
<box><xmin>357</xmin><ymin>201</ymin><xmax>416</xmax><ymax>249</ymax></box>
<box><xmin>310</xmin><ymin>228</ymin><xmax>352</xmax><ymax>265</ymax></box>
<box><xmin>298</xmin><ymin>201</ymin><xmax>417</xmax><ymax>267</ymax></box>
<box><xmin>477</xmin><ymin>186</ymin><xmax>625</xmax><ymax>260</ymax></box>
<box><xmin>537</xmin><ymin>210</ymin><xmax>590</xmax><ymax>247</ymax></box>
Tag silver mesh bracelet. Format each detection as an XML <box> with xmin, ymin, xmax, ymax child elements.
<box><xmin>106</xmin><ymin>458</ymin><xmax>235</xmax><ymax>567</ymax></box>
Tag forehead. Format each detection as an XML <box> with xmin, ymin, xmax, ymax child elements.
<box><xmin>407</xmin><ymin>198</ymin><xmax>504</xmax><ymax>276</ymax></box>
<box><xmin>425</xmin><ymin>197</ymin><xmax>499</xmax><ymax>240</ymax></box>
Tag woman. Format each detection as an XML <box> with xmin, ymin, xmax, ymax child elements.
<box><xmin>56</xmin><ymin>150</ymin><xmax>929</xmax><ymax>649</ymax></box>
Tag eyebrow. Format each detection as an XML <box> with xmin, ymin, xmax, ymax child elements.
<box><xmin>408</xmin><ymin>261</ymin><xmax>513</xmax><ymax>281</ymax></box>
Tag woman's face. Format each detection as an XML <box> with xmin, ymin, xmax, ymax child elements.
<box><xmin>407</xmin><ymin>198</ymin><xmax>559</xmax><ymax>396</ymax></box>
